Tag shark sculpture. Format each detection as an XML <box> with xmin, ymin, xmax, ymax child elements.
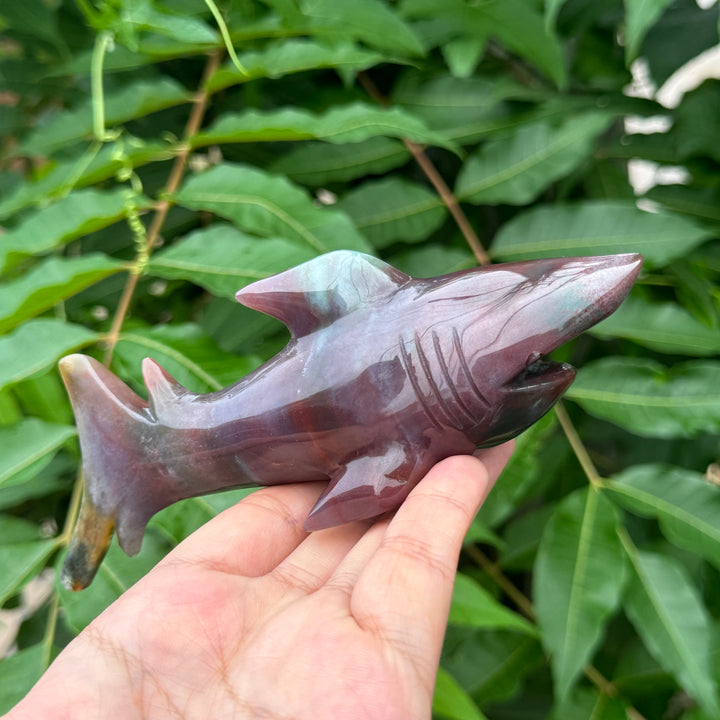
<box><xmin>59</xmin><ymin>250</ymin><xmax>642</xmax><ymax>589</ymax></box>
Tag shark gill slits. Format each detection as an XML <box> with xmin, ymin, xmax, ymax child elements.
<box><xmin>452</xmin><ymin>326</ymin><xmax>490</xmax><ymax>410</ymax></box>
<box><xmin>398</xmin><ymin>335</ymin><xmax>443</xmax><ymax>431</ymax></box>
<box><xmin>431</xmin><ymin>330</ymin><xmax>476</xmax><ymax>426</ymax></box>
<box><xmin>414</xmin><ymin>330</ymin><xmax>466</xmax><ymax>431</ymax></box>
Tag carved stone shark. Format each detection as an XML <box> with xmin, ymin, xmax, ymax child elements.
<box><xmin>59</xmin><ymin>250</ymin><xmax>642</xmax><ymax>589</ymax></box>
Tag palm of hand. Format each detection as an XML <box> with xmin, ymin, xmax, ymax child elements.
<box><xmin>9</xmin><ymin>445</ymin><xmax>513</xmax><ymax>720</ymax></box>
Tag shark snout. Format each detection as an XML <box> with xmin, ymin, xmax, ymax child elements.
<box><xmin>553</xmin><ymin>253</ymin><xmax>644</xmax><ymax>339</ymax></box>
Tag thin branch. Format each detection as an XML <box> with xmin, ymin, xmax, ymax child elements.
<box><xmin>102</xmin><ymin>49</ymin><xmax>222</xmax><ymax>365</ymax></box>
<box><xmin>467</xmin><ymin>408</ymin><xmax>644</xmax><ymax>715</ymax></box>
<box><xmin>554</xmin><ymin>401</ymin><xmax>603</xmax><ymax>486</ymax></box>
<box><xmin>403</xmin><ymin>141</ymin><xmax>491</xmax><ymax>265</ymax></box>
<box><xmin>357</xmin><ymin>72</ymin><xmax>490</xmax><ymax>266</ymax></box>
<box><xmin>465</xmin><ymin>545</ymin><xmax>535</xmax><ymax>620</ymax></box>
<box><xmin>466</xmin><ymin>540</ymin><xmax>646</xmax><ymax>718</ymax></box>
<box><xmin>55</xmin><ymin>49</ymin><xmax>223</xmax><ymax>610</ymax></box>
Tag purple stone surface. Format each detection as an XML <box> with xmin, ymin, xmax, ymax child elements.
<box><xmin>59</xmin><ymin>250</ymin><xmax>642</xmax><ymax>589</ymax></box>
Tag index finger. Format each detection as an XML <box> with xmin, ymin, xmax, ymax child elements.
<box><xmin>351</xmin><ymin>442</ymin><xmax>514</xmax><ymax>661</ymax></box>
<box><xmin>166</xmin><ymin>481</ymin><xmax>327</xmax><ymax>577</ymax></box>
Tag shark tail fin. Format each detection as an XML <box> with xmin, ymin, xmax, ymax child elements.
<box><xmin>58</xmin><ymin>354</ymin><xmax>154</xmax><ymax>590</ymax></box>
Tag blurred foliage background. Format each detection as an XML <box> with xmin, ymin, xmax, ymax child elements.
<box><xmin>1</xmin><ymin>0</ymin><xmax>720</xmax><ymax>717</ymax></box>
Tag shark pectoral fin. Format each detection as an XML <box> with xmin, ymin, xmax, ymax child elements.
<box><xmin>304</xmin><ymin>444</ymin><xmax>422</xmax><ymax>531</ymax></box>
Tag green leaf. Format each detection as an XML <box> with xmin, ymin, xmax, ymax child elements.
<box><xmin>0</xmin><ymin>644</ymin><xmax>45</xmax><ymax>715</ymax></box>
<box><xmin>149</xmin><ymin>487</ymin><xmax>250</xmax><ymax>544</ymax></box>
<box><xmin>498</xmin><ymin>504</ymin><xmax>557</xmax><ymax>571</ymax></box>
<box><xmin>192</xmin><ymin>103</ymin><xmax>456</xmax><ymax>152</ymax></box>
<box><xmin>0</xmin><ymin>516</ymin><xmax>44</xmax><ymax>543</ymax></box>
<box><xmin>208</xmin><ymin>39</ymin><xmax>389</xmax><ymax>92</ymax></box>
<box><xmin>0</xmin><ymin>538</ymin><xmax>58</xmax><ymax>608</ymax></box>
<box><xmin>633</xmin><ymin>0</ymin><xmax>719</xmax><ymax>86</ymax></box>
<box><xmin>476</xmin><ymin>0</ymin><xmax>566</xmax><ymax>87</ymax></box>
<box><xmin>114</xmin><ymin>323</ymin><xmax>259</xmax><ymax>394</ymax></box>
<box><xmin>450</xmin><ymin>573</ymin><xmax>537</xmax><ymax>637</ymax></box>
<box><xmin>150</xmin><ymin>489</ymin><xmax>256</xmax><ymax>545</ymax></box>
<box><xmin>117</xmin><ymin>2</ymin><xmax>217</xmax><ymax>45</ymax></box>
<box><xmin>477</xmin><ymin>413</ymin><xmax>557</xmax><ymax>528</ymax></box>
<box><xmin>668</xmin><ymin>259</ymin><xmax>720</xmax><ymax>329</ymax></box>
<box><xmin>174</xmin><ymin>163</ymin><xmax>372</xmax><ymax>254</ymax></box>
<box><xmin>567</xmin><ymin>357</ymin><xmax>720</xmax><ymax>438</ymax></box>
<box><xmin>549</xmin><ymin>687</ymin><xmax>631</xmax><ymax>720</ymax></box>
<box><xmin>0</xmin><ymin>319</ymin><xmax>96</xmax><ymax>392</ymax></box>
<box><xmin>403</xmin><ymin>0</ymin><xmax>565</xmax><ymax>86</ymax></box>
<box><xmin>545</xmin><ymin>0</ymin><xmax>570</xmax><ymax>31</ymax></box>
<box><xmin>463</xmin><ymin>517</ymin><xmax>503</xmax><ymax>548</ymax></box>
<box><xmin>0</xmin><ymin>254</ymin><xmax>124</xmax><ymax>335</ymax></box>
<box><xmin>441</xmin><ymin>36</ymin><xmax>485</xmax><ymax>78</ymax></box>
<box><xmin>0</xmin><ymin>138</ymin><xmax>173</xmax><ymax>221</ymax></box>
<box><xmin>624</xmin><ymin>0</ymin><xmax>675</xmax><ymax>63</ymax></box>
<box><xmin>300</xmin><ymin>0</ymin><xmax>424</xmax><ymax>57</ymax></box>
<box><xmin>441</xmin><ymin>629</ymin><xmax>542</xmax><ymax>704</ymax></box>
<box><xmin>433</xmin><ymin>667</ymin><xmax>488</xmax><ymax>720</ymax></box>
<box><xmin>0</xmin><ymin>473</ymin><xmax>68</xmax><ymax>513</ymax></box>
<box><xmin>646</xmin><ymin>184</ymin><xmax>720</xmax><ymax>225</ymax></box>
<box><xmin>622</xmin><ymin>546</ymin><xmax>720</xmax><ymax>717</ymax></box>
<box><xmin>13</xmin><ymin>371</ymin><xmax>71</xmax><ymax>425</ymax></box>
<box><xmin>337</xmin><ymin>177</ymin><xmax>446</xmax><ymax>248</ymax></box>
<box><xmin>664</xmin><ymin>80</ymin><xmax>720</xmax><ymax>162</ymax></box>
<box><xmin>455</xmin><ymin>115</ymin><xmax>610</xmax><ymax>205</ymax></box>
<box><xmin>591</xmin><ymin>296</ymin><xmax>720</xmax><ymax>356</ymax></box>
<box><xmin>151</xmin><ymin>496</ymin><xmax>216</xmax><ymax>545</ymax></box>
<box><xmin>535</xmin><ymin>487</ymin><xmax>626</xmax><ymax>701</ymax></box>
<box><xmin>492</xmin><ymin>201</ymin><xmax>712</xmax><ymax>266</ymax></box>
<box><xmin>387</xmin><ymin>244</ymin><xmax>475</xmax><ymax>279</ymax></box>
<box><xmin>149</xmin><ymin>225</ymin><xmax>316</xmax><ymax>299</ymax></box>
<box><xmin>0</xmin><ymin>189</ymin><xmax>147</xmax><ymax>271</ymax></box>
<box><xmin>393</xmin><ymin>73</ymin><xmax>533</xmax><ymax>145</ymax></box>
<box><xmin>199</xmin><ymin>297</ymin><xmax>281</xmax><ymax>356</ymax></box>
<box><xmin>606</xmin><ymin>464</ymin><xmax>720</xmax><ymax>571</ymax></box>
<box><xmin>0</xmin><ymin>418</ymin><xmax>76</xmax><ymax>489</ymax></box>
<box><xmin>19</xmin><ymin>78</ymin><xmax>190</xmax><ymax>156</ymax></box>
<box><xmin>269</xmin><ymin>137</ymin><xmax>409</xmax><ymax>186</ymax></box>
<box><xmin>0</xmin><ymin>0</ymin><xmax>64</xmax><ymax>49</ymax></box>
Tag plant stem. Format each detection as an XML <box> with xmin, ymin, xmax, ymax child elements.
<box><xmin>203</xmin><ymin>0</ymin><xmax>247</xmax><ymax>75</ymax></box>
<box><xmin>91</xmin><ymin>32</ymin><xmax>114</xmax><ymax>142</ymax></box>
<box><xmin>467</xmin><ymin>532</ymin><xmax>646</xmax><ymax>717</ymax></box>
<box><xmin>357</xmin><ymin>72</ymin><xmax>490</xmax><ymax>265</ymax></box>
<box><xmin>102</xmin><ymin>49</ymin><xmax>222</xmax><ymax>365</ymax></box>
<box><xmin>403</xmin><ymin>140</ymin><xmax>491</xmax><ymax>265</ymax></box>
<box><xmin>465</xmin><ymin>545</ymin><xmax>536</xmax><ymax>620</ymax></box>
<box><xmin>50</xmin><ymin>49</ymin><xmax>223</xmax><ymax>656</ymax></box>
<box><xmin>41</xmin><ymin>592</ymin><xmax>60</xmax><ymax>670</ymax></box>
<box><xmin>60</xmin><ymin>468</ymin><xmax>85</xmax><ymax>542</ymax></box>
<box><xmin>554</xmin><ymin>400</ymin><xmax>603</xmax><ymax>486</ymax></box>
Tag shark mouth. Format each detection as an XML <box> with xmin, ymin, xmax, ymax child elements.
<box><xmin>505</xmin><ymin>352</ymin><xmax>576</xmax><ymax>394</ymax></box>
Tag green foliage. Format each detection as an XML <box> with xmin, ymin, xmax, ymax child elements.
<box><xmin>1</xmin><ymin>1</ymin><xmax>720</xmax><ymax>718</ymax></box>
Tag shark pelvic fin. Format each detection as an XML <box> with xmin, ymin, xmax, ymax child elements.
<box><xmin>236</xmin><ymin>250</ymin><xmax>410</xmax><ymax>338</ymax></box>
<box><xmin>303</xmin><ymin>443</ymin><xmax>427</xmax><ymax>531</ymax></box>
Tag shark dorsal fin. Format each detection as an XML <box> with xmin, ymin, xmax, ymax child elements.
<box><xmin>235</xmin><ymin>251</ymin><xmax>410</xmax><ymax>338</ymax></box>
<box><xmin>142</xmin><ymin>358</ymin><xmax>188</xmax><ymax>417</ymax></box>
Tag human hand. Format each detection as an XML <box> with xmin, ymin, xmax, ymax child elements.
<box><xmin>8</xmin><ymin>443</ymin><xmax>513</xmax><ymax>720</ymax></box>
